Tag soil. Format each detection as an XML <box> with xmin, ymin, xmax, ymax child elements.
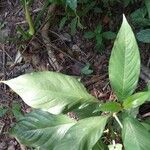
<box><xmin>0</xmin><ymin>0</ymin><xmax>149</xmax><ymax>149</ymax></box>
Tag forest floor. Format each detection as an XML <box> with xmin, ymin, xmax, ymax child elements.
<box><xmin>0</xmin><ymin>0</ymin><xmax>150</xmax><ymax>149</ymax></box>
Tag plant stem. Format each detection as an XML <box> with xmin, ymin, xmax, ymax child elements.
<box><xmin>24</xmin><ymin>1</ymin><xmax>35</xmax><ymax>35</ymax></box>
<box><xmin>113</xmin><ymin>113</ymin><xmax>123</xmax><ymax>129</ymax></box>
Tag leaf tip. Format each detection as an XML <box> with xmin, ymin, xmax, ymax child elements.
<box><xmin>123</xmin><ymin>14</ymin><xmax>127</xmax><ymax>23</ymax></box>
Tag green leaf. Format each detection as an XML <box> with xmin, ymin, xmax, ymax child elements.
<box><xmin>95</xmin><ymin>34</ymin><xmax>104</xmax><ymax>52</ymax></box>
<box><xmin>59</xmin><ymin>16</ymin><xmax>67</xmax><ymax>30</ymax></box>
<box><xmin>102</xmin><ymin>31</ymin><xmax>116</xmax><ymax>40</ymax></box>
<box><xmin>11</xmin><ymin>110</ymin><xmax>109</xmax><ymax>150</ymax></box>
<box><xmin>55</xmin><ymin>115</ymin><xmax>110</xmax><ymax>150</ymax></box>
<box><xmin>1</xmin><ymin>72</ymin><xmax>97</xmax><ymax>114</ymax></box>
<box><xmin>72</xmin><ymin>103</ymin><xmax>100</xmax><ymax>119</ymax></box>
<box><xmin>145</xmin><ymin>0</ymin><xmax>150</xmax><ymax>19</ymax></box>
<box><xmin>66</xmin><ymin>0</ymin><xmax>77</xmax><ymax>11</ymax></box>
<box><xmin>137</xmin><ymin>29</ymin><xmax>150</xmax><ymax>43</ymax></box>
<box><xmin>17</xmin><ymin>25</ymin><xmax>31</xmax><ymax>39</ymax></box>
<box><xmin>93</xmin><ymin>140</ymin><xmax>107</xmax><ymax>150</ymax></box>
<box><xmin>109</xmin><ymin>15</ymin><xmax>140</xmax><ymax>101</ymax></box>
<box><xmin>122</xmin><ymin>116</ymin><xmax>150</xmax><ymax>150</ymax></box>
<box><xmin>70</xmin><ymin>17</ymin><xmax>78</xmax><ymax>35</ymax></box>
<box><xmin>96</xmin><ymin>34</ymin><xmax>102</xmax><ymax>45</ymax></box>
<box><xmin>81</xmin><ymin>63</ymin><xmax>93</xmax><ymax>75</ymax></box>
<box><xmin>11</xmin><ymin>102</ymin><xmax>23</xmax><ymax>119</ymax></box>
<box><xmin>123</xmin><ymin>92</ymin><xmax>150</xmax><ymax>109</ymax></box>
<box><xmin>96</xmin><ymin>102</ymin><xmax>122</xmax><ymax>113</ymax></box>
<box><xmin>142</xmin><ymin>119</ymin><xmax>150</xmax><ymax>132</ymax></box>
<box><xmin>10</xmin><ymin>109</ymin><xmax>76</xmax><ymax>149</ymax></box>
<box><xmin>126</xmin><ymin>107</ymin><xmax>139</xmax><ymax>118</ymax></box>
<box><xmin>95</xmin><ymin>25</ymin><xmax>102</xmax><ymax>34</ymax></box>
<box><xmin>84</xmin><ymin>31</ymin><xmax>95</xmax><ymax>39</ymax></box>
<box><xmin>130</xmin><ymin>7</ymin><xmax>150</xmax><ymax>27</ymax></box>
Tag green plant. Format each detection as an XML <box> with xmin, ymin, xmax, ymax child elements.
<box><xmin>20</xmin><ymin>0</ymin><xmax>35</xmax><ymax>36</ymax></box>
<box><xmin>1</xmin><ymin>15</ymin><xmax>150</xmax><ymax>150</ymax></box>
<box><xmin>144</xmin><ymin>0</ymin><xmax>150</xmax><ymax>19</ymax></box>
<box><xmin>130</xmin><ymin>6</ymin><xmax>150</xmax><ymax>27</ymax></box>
<box><xmin>137</xmin><ymin>29</ymin><xmax>150</xmax><ymax>43</ymax></box>
<box><xmin>11</xmin><ymin>102</ymin><xmax>23</xmax><ymax>119</ymax></box>
<box><xmin>84</xmin><ymin>24</ymin><xmax>116</xmax><ymax>51</ymax></box>
<box><xmin>50</xmin><ymin>0</ymin><xmax>83</xmax><ymax>35</ymax></box>
<box><xmin>81</xmin><ymin>63</ymin><xmax>93</xmax><ymax>75</ymax></box>
<box><xmin>49</xmin><ymin>0</ymin><xmax>77</xmax><ymax>11</ymax></box>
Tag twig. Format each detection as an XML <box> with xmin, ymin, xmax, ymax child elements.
<box><xmin>41</xmin><ymin>4</ymin><xmax>60</xmax><ymax>71</ymax></box>
<box><xmin>50</xmin><ymin>43</ymin><xmax>84</xmax><ymax>66</ymax></box>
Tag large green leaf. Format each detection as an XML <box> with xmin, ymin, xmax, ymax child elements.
<box><xmin>109</xmin><ymin>15</ymin><xmax>140</xmax><ymax>101</ymax></box>
<box><xmin>10</xmin><ymin>110</ymin><xmax>76</xmax><ymax>149</ymax></box>
<box><xmin>55</xmin><ymin>115</ymin><xmax>109</xmax><ymax>150</ymax></box>
<box><xmin>1</xmin><ymin>72</ymin><xmax>97</xmax><ymax>114</ymax></box>
<box><xmin>122</xmin><ymin>116</ymin><xmax>150</xmax><ymax>150</ymax></box>
<box><xmin>11</xmin><ymin>110</ymin><xmax>109</xmax><ymax>150</ymax></box>
<box><xmin>123</xmin><ymin>91</ymin><xmax>150</xmax><ymax>109</ymax></box>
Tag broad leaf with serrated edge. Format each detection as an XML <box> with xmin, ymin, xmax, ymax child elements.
<box><xmin>109</xmin><ymin>15</ymin><xmax>140</xmax><ymax>101</ymax></box>
<box><xmin>1</xmin><ymin>72</ymin><xmax>97</xmax><ymax>114</ymax></box>
<box><xmin>54</xmin><ymin>115</ymin><xmax>109</xmax><ymax>150</ymax></box>
<box><xmin>122</xmin><ymin>116</ymin><xmax>150</xmax><ymax>150</ymax></box>
<box><xmin>10</xmin><ymin>110</ymin><xmax>76</xmax><ymax>149</ymax></box>
<box><xmin>123</xmin><ymin>91</ymin><xmax>150</xmax><ymax>109</ymax></box>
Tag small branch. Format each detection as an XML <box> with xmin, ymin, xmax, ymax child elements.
<box><xmin>41</xmin><ymin>4</ymin><xmax>60</xmax><ymax>71</ymax></box>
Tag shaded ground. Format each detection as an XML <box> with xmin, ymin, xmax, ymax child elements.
<box><xmin>0</xmin><ymin>0</ymin><xmax>150</xmax><ymax>149</ymax></box>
